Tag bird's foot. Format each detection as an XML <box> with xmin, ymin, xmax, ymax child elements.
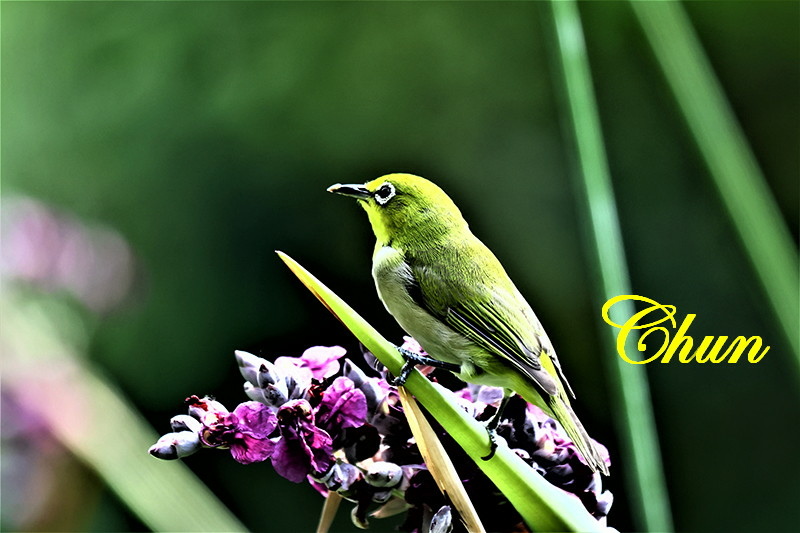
<box><xmin>389</xmin><ymin>359</ymin><xmax>415</xmax><ymax>387</ymax></box>
<box><xmin>389</xmin><ymin>346</ymin><xmax>461</xmax><ymax>387</ymax></box>
<box><xmin>480</xmin><ymin>394</ymin><xmax>511</xmax><ymax>460</ymax></box>
<box><xmin>481</xmin><ymin>427</ymin><xmax>499</xmax><ymax>460</ymax></box>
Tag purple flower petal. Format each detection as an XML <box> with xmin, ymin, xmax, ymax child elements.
<box><xmin>231</xmin><ymin>433</ymin><xmax>276</xmax><ymax>464</ymax></box>
<box><xmin>316</xmin><ymin>377</ymin><xmax>367</xmax><ymax>434</ymax></box>
<box><xmin>232</xmin><ymin>401</ymin><xmax>277</xmax><ymax>438</ymax></box>
<box><xmin>196</xmin><ymin>401</ymin><xmax>277</xmax><ymax>464</ymax></box>
<box><xmin>300</xmin><ymin>345</ymin><xmax>347</xmax><ymax>380</ymax></box>
<box><xmin>272</xmin><ymin>400</ymin><xmax>335</xmax><ymax>483</ymax></box>
<box><xmin>273</xmin><ymin>423</ymin><xmax>334</xmax><ymax>482</ymax></box>
<box><xmin>272</xmin><ymin>436</ymin><xmax>314</xmax><ymax>482</ymax></box>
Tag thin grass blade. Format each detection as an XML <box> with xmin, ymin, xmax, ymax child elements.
<box><xmin>548</xmin><ymin>1</ymin><xmax>673</xmax><ymax>531</ymax></box>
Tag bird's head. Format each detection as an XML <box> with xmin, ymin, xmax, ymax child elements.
<box><xmin>328</xmin><ymin>173</ymin><xmax>467</xmax><ymax>247</ymax></box>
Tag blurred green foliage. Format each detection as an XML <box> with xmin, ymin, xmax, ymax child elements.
<box><xmin>2</xmin><ymin>2</ymin><xmax>797</xmax><ymax>532</ymax></box>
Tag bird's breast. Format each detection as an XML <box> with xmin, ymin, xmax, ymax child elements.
<box><xmin>371</xmin><ymin>245</ymin><xmax>421</xmax><ymax>321</ymax></box>
<box><xmin>371</xmin><ymin>245</ymin><xmax>474</xmax><ymax>366</ymax></box>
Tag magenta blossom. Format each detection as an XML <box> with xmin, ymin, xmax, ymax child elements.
<box><xmin>197</xmin><ymin>400</ymin><xmax>277</xmax><ymax>465</ymax></box>
<box><xmin>277</xmin><ymin>345</ymin><xmax>346</xmax><ymax>381</ymax></box>
<box><xmin>315</xmin><ymin>376</ymin><xmax>368</xmax><ymax>437</ymax></box>
<box><xmin>272</xmin><ymin>400</ymin><xmax>335</xmax><ymax>483</ymax></box>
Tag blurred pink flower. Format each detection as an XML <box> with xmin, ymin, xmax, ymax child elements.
<box><xmin>1</xmin><ymin>197</ymin><xmax>135</xmax><ymax>312</ymax></box>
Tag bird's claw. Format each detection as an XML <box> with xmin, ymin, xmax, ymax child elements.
<box><xmin>389</xmin><ymin>346</ymin><xmax>460</xmax><ymax>387</ymax></box>
<box><xmin>389</xmin><ymin>360</ymin><xmax>415</xmax><ymax>387</ymax></box>
<box><xmin>481</xmin><ymin>428</ymin><xmax>499</xmax><ymax>460</ymax></box>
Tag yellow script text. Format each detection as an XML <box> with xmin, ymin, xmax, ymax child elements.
<box><xmin>601</xmin><ymin>295</ymin><xmax>770</xmax><ymax>364</ymax></box>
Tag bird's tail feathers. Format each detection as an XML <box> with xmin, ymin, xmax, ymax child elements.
<box><xmin>548</xmin><ymin>394</ymin><xmax>610</xmax><ymax>476</ymax></box>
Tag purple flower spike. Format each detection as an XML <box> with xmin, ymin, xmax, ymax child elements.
<box><xmin>315</xmin><ymin>377</ymin><xmax>368</xmax><ymax>435</ymax></box>
<box><xmin>152</xmin><ymin>338</ymin><xmax>616</xmax><ymax>530</ymax></box>
<box><xmin>199</xmin><ymin>401</ymin><xmax>277</xmax><ymax>465</ymax></box>
<box><xmin>272</xmin><ymin>400</ymin><xmax>335</xmax><ymax>483</ymax></box>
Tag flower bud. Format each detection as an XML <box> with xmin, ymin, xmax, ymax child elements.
<box><xmin>429</xmin><ymin>505</ymin><xmax>453</xmax><ymax>533</ymax></box>
<box><xmin>235</xmin><ymin>350</ymin><xmax>268</xmax><ymax>385</ymax></box>
<box><xmin>256</xmin><ymin>360</ymin><xmax>282</xmax><ymax>389</ymax></box>
<box><xmin>149</xmin><ymin>431</ymin><xmax>201</xmax><ymax>460</ymax></box>
<box><xmin>283</xmin><ymin>373</ymin><xmax>308</xmax><ymax>401</ymax></box>
<box><xmin>244</xmin><ymin>382</ymin><xmax>267</xmax><ymax>403</ymax></box>
<box><xmin>263</xmin><ymin>383</ymin><xmax>289</xmax><ymax>407</ymax></box>
<box><xmin>371</xmin><ymin>489</ymin><xmax>393</xmax><ymax>503</ymax></box>
<box><xmin>244</xmin><ymin>381</ymin><xmax>289</xmax><ymax>409</ymax></box>
<box><xmin>360</xmin><ymin>378</ymin><xmax>389</xmax><ymax>416</ymax></box>
<box><xmin>327</xmin><ymin>462</ymin><xmax>362</xmax><ymax>493</ymax></box>
<box><xmin>185</xmin><ymin>395</ymin><xmax>228</xmax><ymax>422</ymax></box>
<box><xmin>360</xmin><ymin>348</ymin><xmax>386</xmax><ymax>373</ymax></box>
<box><xmin>365</xmin><ymin>461</ymin><xmax>403</xmax><ymax>488</ymax></box>
<box><xmin>170</xmin><ymin>414</ymin><xmax>201</xmax><ymax>433</ymax></box>
<box><xmin>351</xmin><ymin>506</ymin><xmax>369</xmax><ymax>530</ymax></box>
<box><xmin>342</xmin><ymin>358</ymin><xmax>368</xmax><ymax>386</ymax></box>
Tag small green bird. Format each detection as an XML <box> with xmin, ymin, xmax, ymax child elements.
<box><xmin>328</xmin><ymin>173</ymin><xmax>608</xmax><ymax>475</ymax></box>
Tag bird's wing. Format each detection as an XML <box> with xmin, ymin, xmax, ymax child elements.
<box><xmin>406</xmin><ymin>246</ymin><xmax>565</xmax><ymax>398</ymax></box>
<box><xmin>445</xmin><ymin>296</ymin><xmax>559</xmax><ymax>397</ymax></box>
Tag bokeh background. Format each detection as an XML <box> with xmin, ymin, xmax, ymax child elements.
<box><xmin>2</xmin><ymin>1</ymin><xmax>798</xmax><ymax>532</ymax></box>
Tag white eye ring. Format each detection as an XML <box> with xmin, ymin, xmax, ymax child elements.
<box><xmin>374</xmin><ymin>182</ymin><xmax>396</xmax><ymax>205</ymax></box>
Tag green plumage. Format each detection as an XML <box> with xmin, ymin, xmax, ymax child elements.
<box><xmin>329</xmin><ymin>173</ymin><xmax>609</xmax><ymax>475</ymax></box>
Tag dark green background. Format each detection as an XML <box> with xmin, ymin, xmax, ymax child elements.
<box><xmin>3</xmin><ymin>1</ymin><xmax>798</xmax><ymax>532</ymax></box>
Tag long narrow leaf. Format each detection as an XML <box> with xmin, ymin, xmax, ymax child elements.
<box><xmin>277</xmin><ymin>251</ymin><xmax>602</xmax><ymax>533</ymax></box>
<box><xmin>631</xmin><ymin>1</ymin><xmax>800</xmax><ymax>363</ymax></box>
<box><xmin>548</xmin><ymin>2</ymin><xmax>673</xmax><ymax>532</ymax></box>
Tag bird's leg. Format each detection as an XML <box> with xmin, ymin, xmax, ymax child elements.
<box><xmin>389</xmin><ymin>346</ymin><xmax>461</xmax><ymax>387</ymax></box>
<box><xmin>481</xmin><ymin>392</ymin><xmax>512</xmax><ymax>460</ymax></box>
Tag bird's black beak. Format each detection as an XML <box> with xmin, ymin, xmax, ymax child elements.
<box><xmin>327</xmin><ymin>183</ymin><xmax>371</xmax><ymax>199</ymax></box>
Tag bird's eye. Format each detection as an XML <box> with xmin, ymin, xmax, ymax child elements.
<box><xmin>374</xmin><ymin>182</ymin><xmax>396</xmax><ymax>205</ymax></box>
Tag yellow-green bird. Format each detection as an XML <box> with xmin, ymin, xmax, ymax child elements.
<box><xmin>328</xmin><ymin>173</ymin><xmax>608</xmax><ymax>475</ymax></box>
